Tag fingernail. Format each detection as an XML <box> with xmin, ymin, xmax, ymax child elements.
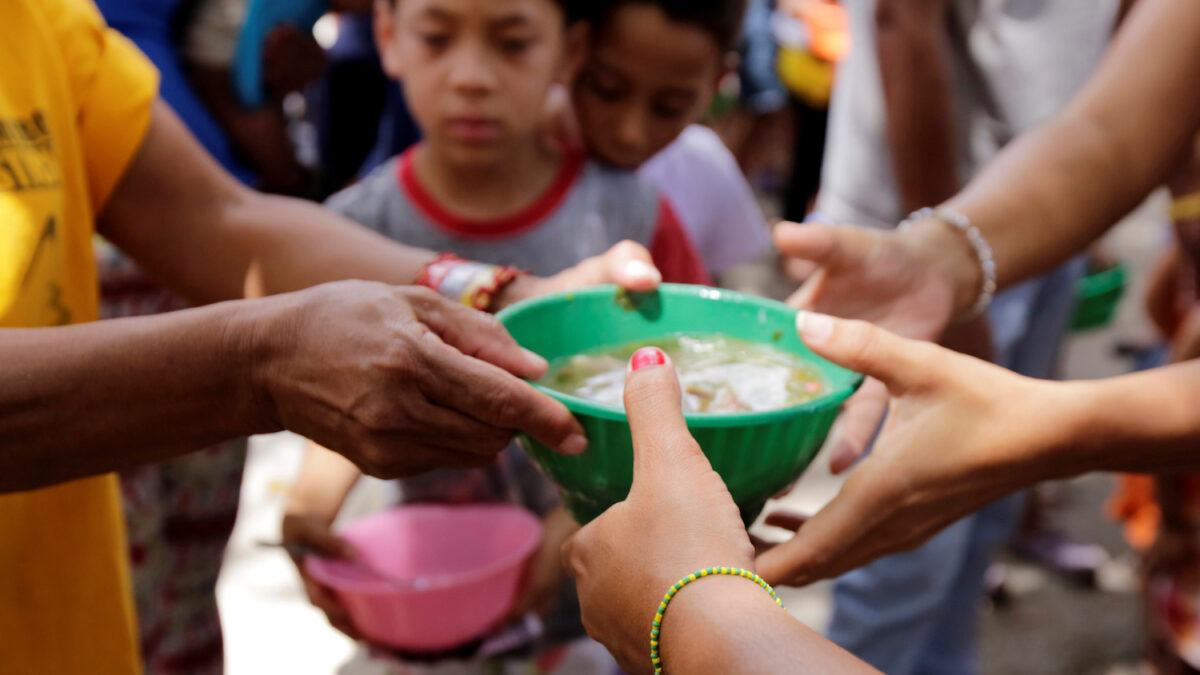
<box><xmin>795</xmin><ymin>311</ymin><xmax>834</xmax><ymax>343</ymax></box>
<box><xmin>623</xmin><ymin>260</ymin><xmax>662</xmax><ymax>283</ymax></box>
<box><xmin>521</xmin><ymin>347</ymin><xmax>548</xmax><ymax>371</ymax></box>
<box><xmin>560</xmin><ymin>433</ymin><xmax>589</xmax><ymax>455</ymax></box>
<box><xmin>629</xmin><ymin>346</ymin><xmax>667</xmax><ymax>372</ymax></box>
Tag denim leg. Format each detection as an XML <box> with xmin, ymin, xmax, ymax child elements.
<box><xmin>826</xmin><ymin>515</ymin><xmax>978</xmax><ymax>675</ymax></box>
<box><xmin>909</xmin><ymin>495</ymin><xmax>1025</xmax><ymax>675</ymax></box>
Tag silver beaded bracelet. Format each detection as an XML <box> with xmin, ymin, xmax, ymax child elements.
<box><xmin>898</xmin><ymin>207</ymin><xmax>996</xmax><ymax>322</ymax></box>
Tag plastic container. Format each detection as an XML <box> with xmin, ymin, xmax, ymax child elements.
<box><xmin>1070</xmin><ymin>263</ymin><xmax>1127</xmax><ymax>332</ymax></box>
<box><xmin>497</xmin><ymin>284</ymin><xmax>863</xmax><ymax>524</ymax></box>
<box><xmin>305</xmin><ymin>504</ymin><xmax>541</xmax><ymax>652</ymax></box>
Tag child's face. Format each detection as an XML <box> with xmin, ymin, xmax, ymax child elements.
<box><xmin>376</xmin><ymin>0</ymin><xmax>581</xmax><ymax>166</ymax></box>
<box><xmin>573</xmin><ymin>4</ymin><xmax>724</xmax><ymax>170</ymax></box>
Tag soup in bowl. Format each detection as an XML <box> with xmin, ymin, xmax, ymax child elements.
<box><xmin>497</xmin><ymin>284</ymin><xmax>863</xmax><ymax>524</ymax></box>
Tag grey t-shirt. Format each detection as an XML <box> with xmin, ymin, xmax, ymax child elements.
<box><xmin>816</xmin><ymin>0</ymin><xmax>1119</xmax><ymax>228</ymax></box>
<box><xmin>326</xmin><ymin>150</ymin><xmax>662</xmax><ymax>276</ymax></box>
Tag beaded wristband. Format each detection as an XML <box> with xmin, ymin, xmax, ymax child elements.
<box><xmin>649</xmin><ymin>567</ymin><xmax>785</xmax><ymax>674</ymax></box>
<box><xmin>899</xmin><ymin>207</ymin><xmax>996</xmax><ymax>322</ymax></box>
<box><xmin>1171</xmin><ymin>193</ymin><xmax>1200</xmax><ymax>223</ymax></box>
<box><xmin>415</xmin><ymin>253</ymin><xmax>522</xmax><ymax>311</ymax></box>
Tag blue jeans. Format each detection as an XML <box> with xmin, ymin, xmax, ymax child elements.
<box><xmin>826</xmin><ymin>258</ymin><xmax>1085</xmax><ymax>675</ymax></box>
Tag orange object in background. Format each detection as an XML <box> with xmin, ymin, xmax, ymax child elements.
<box><xmin>1109</xmin><ymin>473</ymin><xmax>1161</xmax><ymax>550</ymax></box>
<box><xmin>802</xmin><ymin>1</ymin><xmax>851</xmax><ymax>63</ymax></box>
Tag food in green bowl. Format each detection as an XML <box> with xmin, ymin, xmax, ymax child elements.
<box><xmin>540</xmin><ymin>334</ymin><xmax>829</xmax><ymax>413</ymax></box>
<box><xmin>496</xmin><ymin>284</ymin><xmax>863</xmax><ymax>524</ymax></box>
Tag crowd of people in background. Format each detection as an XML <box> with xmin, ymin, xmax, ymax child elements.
<box><xmin>5</xmin><ymin>0</ymin><xmax>1200</xmax><ymax>673</ymax></box>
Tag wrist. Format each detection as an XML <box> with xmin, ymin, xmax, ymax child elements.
<box><xmin>492</xmin><ymin>274</ymin><xmax>543</xmax><ymax>311</ymax></box>
<box><xmin>224</xmin><ymin>294</ymin><xmax>298</xmax><ymax>436</ymax></box>
<box><xmin>1032</xmin><ymin>379</ymin><xmax>1123</xmax><ymax>480</ymax></box>
<box><xmin>659</xmin><ymin>575</ymin><xmax>784</xmax><ymax>673</ymax></box>
<box><xmin>900</xmin><ymin>216</ymin><xmax>984</xmax><ymax>317</ymax></box>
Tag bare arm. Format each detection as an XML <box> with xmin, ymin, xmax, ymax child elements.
<box><xmin>935</xmin><ymin>0</ymin><xmax>1200</xmax><ymax>294</ymax></box>
<box><xmin>0</xmin><ymin>299</ymin><xmax>271</xmax><ymax>491</ymax></box>
<box><xmin>287</xmin><ymin>443</ymin><xmax>363</xmax><ymax>523</ymax></box>
<box><xmin>876</xmin><ymin>0</ymin><xmax>958</xmax><ymax>213</ymax></box>
<box><xmin>758</xmin><ymin>315</ymin><xmax>1200</xmax><ymax>585</ymax></box>
<box><xmin>97</xmin><ymin>101</ymin><xmax>655</xmax><ymax>308</ymax></box>
<box><xmin>660</xmin><ymin>577</ymin><xmax>878</xmax><ymax>674</ymax></box>
<box><xmin>98</xmin><ymin>101</ymin><xmax>436</xmax><ymax>305</ymax></box>
<box><xmin>0</xmin><ymin>282</ymin><xmax>585</xmax><ymax>493</ymax></box>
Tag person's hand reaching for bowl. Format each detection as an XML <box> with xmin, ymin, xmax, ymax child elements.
<box><xmin>774</xmin><ymin>219</ymin><xmax>985</xmax><ymax>472</ymax></box>
<box><xmin>756</xmin><ymin>312</ymin><xmax>1075</xmax><ymax>587</ymax></box>
<box><xmin>563</xmin><ymin>347</ymin><xmax>878</xmax><ymax>674</ymax></box>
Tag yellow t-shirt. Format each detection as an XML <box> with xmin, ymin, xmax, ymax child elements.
<box><xmin>0</xmin><ymin>0</ymin><xmax>158</xmax><ymax>672</ymax></box>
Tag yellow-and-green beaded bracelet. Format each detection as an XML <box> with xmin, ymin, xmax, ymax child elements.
<box><xmin>649</xmin><ymin>567</ymin><xmax>785</xmax><ymax>674</ymax></box>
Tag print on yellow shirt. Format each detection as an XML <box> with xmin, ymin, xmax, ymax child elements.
<box><xmin>0</xmin><ymin>109</ymin><xmax>75</xmax><ymax>327</ymax></box>
<box><xmin>0</xmin><ymin>1</ymin><xmax>159</xmax><ymax>673</ymax></box>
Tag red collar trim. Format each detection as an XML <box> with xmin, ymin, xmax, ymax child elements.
<box><xmin>397</xmin><ymin>145</ymin><xmax>586</xmax><ymax>239</ymax></box>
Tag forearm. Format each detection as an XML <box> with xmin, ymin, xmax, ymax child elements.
<box><xmin>660</xmin><ymin>577</ymin><xmax>878</xmax><ymax>674</ymax></box>
<box><xmin>286</xmin><ymin>443</ymin><xmax>362</xmax><ymax>522</ymax></box>
<box><xmin>941</xmin><ymin>0</ymin><xmax>1200</xmax><ymax>291</ymax></box>
<box><xmin>194</xmin><ymin>191</ymin><xmax>436</xmax><ymax>301</ymax></box>
<box><xmin>1047</xmin><ymin>360</ymin><xmax>1200</xmax><ymax>479</ymax></box>
<box><xmin>876</xmin><ymin>0</ymin><xmax>959</xmax><ymax>212</ymax></box>
<box><xmin>100</xmin><ymin>102</ymin><xmax>437</xmax><ymax>305</ymax></box>
<box><xmin>0</xmin><ymin>299</ymin><xmax>278</xmax><ymax>491</ymax></box>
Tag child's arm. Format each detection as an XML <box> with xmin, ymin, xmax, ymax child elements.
<box><xmin>285</xmin><ymin>442</ymin><xmax>362</xmax><ymax>527</ymax></box>
<box><xmin>282</xmin><ymin>443</ymin><xmax>364</xmax><ymax>638</ymax></box>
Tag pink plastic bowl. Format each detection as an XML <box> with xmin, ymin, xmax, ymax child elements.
<box><xmin>305</xmin><ymin>504</ymin><xmax>542</xmax><ymax>652</ymax></box>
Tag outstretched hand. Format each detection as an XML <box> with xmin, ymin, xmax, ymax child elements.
<box><xmin>775</xmin><ymin>220</ymin><xmax>975</xmax><ymax>471</ymax></box>
<box><xmin>756</xmin><ymin>312</ymin><xmax>1068</xmax><ymax>586</ymax></box>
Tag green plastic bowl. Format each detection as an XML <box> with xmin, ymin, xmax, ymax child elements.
<box><xmin>1070</xmin><ymin>263</ymin><xmax>1127</xmax><ymax>333</ymax></box>
<box><xmin>496</xmin><ymin>284</ymin><xmax>863</xmax><ymax>524</ymax></box>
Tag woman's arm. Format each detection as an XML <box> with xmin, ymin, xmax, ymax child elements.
<box><xmin>776</xmin><ymin>0</ymin><xmax>1200</xmax><ymax>332</ymax></box>
<box><xmin>98</xmin><ymin>101</ymin><xmax>436</xmax><ymax>305</ymax></box>
<box><xmin>937</xmin><ymin>0</ymin><xmax>1200</xmax><ymax>294</ymax></box>
<box><xmin>660</xmin><ymin>576</ymin><xmax>876</xmax><ymax>674</ymax></box>
<box><xmin>756</xmin><ymin>313</ymin><xmax>1200</xmax><ymax>586</ymax></box>
<box><xmin>0</xmin><ymin>283</ymin><xmax>585</xmax><ymax>492</ymax></box>
<box><xmin>99</xmin><ymin>101</ymin><xmax>662</xmax><ymax>308</ymax></box>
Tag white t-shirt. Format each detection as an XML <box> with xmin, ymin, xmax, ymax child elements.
<box><xmin>640</xmin><ymin>125</ymin><xmax>771</xmax><ymax>277</ymax></box>
<box><xmin>816</xmin><ymin>0</ymin><xmax>1119</xmax><ymax>229</ymax></box>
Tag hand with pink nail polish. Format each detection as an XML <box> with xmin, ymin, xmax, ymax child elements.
<box><xmin>563</xmin><ymin>347</ymin><xmax>877</xmax><ymax>674</ymax></box>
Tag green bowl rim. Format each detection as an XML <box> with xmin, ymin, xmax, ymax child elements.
<box><xmin>497</xmin><ymin>283</ymin><xmax>865</xmax><ymax>428</ymax></box>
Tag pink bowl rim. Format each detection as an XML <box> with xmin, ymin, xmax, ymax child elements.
<box><xmin>305</xmin><ymin>503</ymin><xmax>543</xmax><ymax>596</ymax></box>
